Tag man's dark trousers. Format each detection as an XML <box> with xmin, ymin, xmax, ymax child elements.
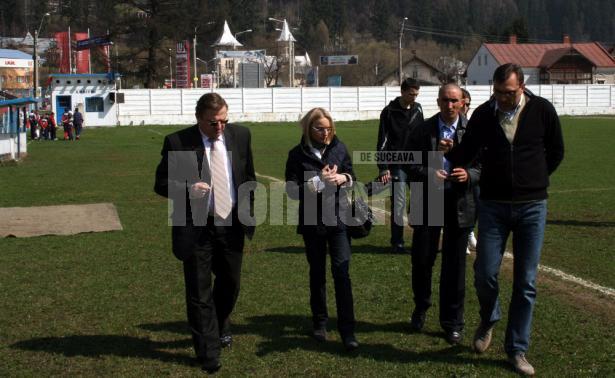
<box><xmin>183</xmin><ymin>214</ymin><xmax>244</xmax><ymax>361</ymax></box>
<box><xmin>411</xmin><ymin>189</ymin><xmax>471</xmax><ymax>332</ymax></box>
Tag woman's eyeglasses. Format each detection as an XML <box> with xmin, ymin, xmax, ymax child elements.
<box><xmin>311</xmin><ymin>126</ymin><xmax>332</xmax><ymax>134</ymax></box>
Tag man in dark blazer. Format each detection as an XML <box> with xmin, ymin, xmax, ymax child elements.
<box><xmin>154</xmin><ymin>93</ymin><xmax>255</xmax><ymax>373</ymax></box>
<box><xmin>406</xmin><ymin>83</ymin><xmax>480</xmax><ymax>345</ymax></box>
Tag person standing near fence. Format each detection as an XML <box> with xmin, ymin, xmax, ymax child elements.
<box><xmin>444</xmin><ymin>63</ymin><xmax>564</xmax><ymax>376</ymax></box>
<box><xmin>61</xmin><ymin>110</ymin><xmax>73</xmax><ymax>141</ymax></box>
<box><xmin>376</xmin><ymin>78</ymin><xmax>424</xmax><ymax>254</ymax></box>
<box><xmin>73</xmin><ymin>108</ymin><xmax>84</xmax><ymax>140</ymax></box>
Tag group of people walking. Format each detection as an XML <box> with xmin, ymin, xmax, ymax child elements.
<box><xmin>154</xmin><ymin>63</ymin><xmax>564</xmax><ymax>376</ymax></box>
<box><xmin>25</xmin><ymin>109</ymin><xmax>56</xmax><ymax>141</ymax></box>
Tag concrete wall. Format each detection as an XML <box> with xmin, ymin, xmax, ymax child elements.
<box><xmin>0</xmin><ymin>132</ymin><xmax>27</xmax><ymax>161</ymax></box>
<box><xmin>115</xmin><ymin>84</ymin><xmax>615</xmax><ymax>126</ymax></box>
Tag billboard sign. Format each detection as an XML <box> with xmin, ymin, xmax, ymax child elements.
<box><xmin>1</xmin><ymin>59</ymin><xmax>32</xmax><ymax>68</ymax></box>
<box><xmin>175</xmin><ymin>40</ymin><xmax>191</xmax><ymax>88</ymax></box>
<box><xmin>75</xmin><ymin>34</ymin><xmax>112</xmax><ymax>51</ymax></box>
<box><xmin>201</xmin><ymin>74</ymin><xmax>214</xmax><ymax>88</ymax></box>
<box><xmin>216</xmin><ymin>50</ymin><xmax>266</xmax><ymax>60</ymax></box>
<box><xmin>319</xmin><ymin>55</ymin><xmax>358</xmax><ymax>66</ymax></box>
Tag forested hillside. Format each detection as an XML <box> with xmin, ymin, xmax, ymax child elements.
<box><xmin>2</xmin><ymin>0</ymin><xmax>613</xmax><ymax>87</ymax></box>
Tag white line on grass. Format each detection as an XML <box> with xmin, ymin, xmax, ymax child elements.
<box><xmin>550</xmin><ymin>187</ymin><xmax>615</xmax><ymax>194</ymax></box>
<box><xmin>147</xmin><ymin>129</ymin><xmax>165</xmax><ymax>136</ymax></box>
<box><xmin>503</xmin><ymin>252</ymin><xmax>614</xmax><ymax>297</ymax></box>
<box><xmin>255</xmin><ymin>172</ymin><xmax>615</xmax><ymax>298</ymax></box>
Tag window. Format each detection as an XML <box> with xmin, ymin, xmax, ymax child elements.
<box><xmin>484</xmin><ymin>54</ymin><xmax>488</xmax><ymax>65</ymax></box>
<box><xmin>597</xmin><ymin>79</ymin><xmax>606</xmax><ymax>84</ymax></box>
<box><xmin>16</xmin><ymin>76</ymin><xmax>25</xmax><ymax>83</ymax></box>
<box><xmin>86</xmin><ymin>97</ymin><xmax>104</xmax><ymax>112</ymax></box>
<box><xmin>478</xmin><ymin>56</ymin><xmax>481</xmax><ymax>66</ymax></box>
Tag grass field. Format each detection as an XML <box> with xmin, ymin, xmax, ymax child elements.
<box><xmin>1</xmin><ymin>116</ymin><xmax>614</xmax><ymax>376</ymax></box>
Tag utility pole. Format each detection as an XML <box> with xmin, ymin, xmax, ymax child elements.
<box><xmin>398</xmin><ymin>17</ymin><xmax>408</xmax><ymax>85</ymax></box>
<box><xmin>193</xmin><ymin>27</ymin><xmax>198</xmax><ymax>88</ymax></box>
<box><xmin>168</xmin><ymin>48</ymin><xmax>173</xmax><ymax>88</ymax></box>
<box><xmin>33</xmin><ymin>12</ymin><xmax>50</xmax><ymax>106</ymax></box>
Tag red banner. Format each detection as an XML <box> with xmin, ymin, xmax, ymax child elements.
<box><xmin>73</xmin><ymin>32</ymin><xmax>90</xmax><ymax>73</ymax></box>
<box><xmin>175</xmin><ymin>40</ymin><xmax>191</xmax><ymax>88</ymax></box>
<box><xmin>99</xmin><ymin>45</ymin><xmax>111</xmax><ymax>72</ymax></box>
<box><xmin>54</xmin><ymin>32</ymin><xmax>70</xmax><ymax>73</ymax></box>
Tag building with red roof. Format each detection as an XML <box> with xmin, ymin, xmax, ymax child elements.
<box><xmin>466</xmin><ymin>35</ymin><xmax>615</xmax><ymax>85</ymax></box>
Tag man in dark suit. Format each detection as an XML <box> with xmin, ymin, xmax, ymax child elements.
<box><xmin>406</xmin><ymin>83</ymin><xmax>480</xmax><ymax>345</ymax></box>
<box><xmin>154</xmin><ymin>93</ymin><xmax>255</xmax><ymax>373</ymax></box>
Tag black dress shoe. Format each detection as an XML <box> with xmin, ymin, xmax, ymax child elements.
<box><xmin>220</xmin><ymin>334</ymin><xmax>233</xmax><ymax>348</ymax></box>
<box><xmin>392</xmin><ymin>244</ymin><xmax>406</xmax><ymax>254</ymax></box>
<box><xmin>410</xmin><ymin>309</ymin><xmax>426</xmax><ymax>332</ymax></box>
<box><xmin>445</xmin><ymin>330</ymin><xmax>463</xmax><ymax>345</ymax></box>
<box><xmin>312</xmin><ymin>328</ymin><xmax>327</xmax><ymax>342</ymax></box>
<box><xmin>343</xmin><ymin>335</ymin><xmax>359</xmax><ymax>351</ymax></box>
<box><xmin>201</xmin><ymin>359</ymin><xmax>221</xmax><ymax>374</ymax></box>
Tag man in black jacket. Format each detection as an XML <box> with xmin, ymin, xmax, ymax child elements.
<box><xmin>445</xmin><ymin>63</ymin><xmax>564</xmax><ymax>376</ymax></box>
<box><xmin>376</xmin><ymin>78</ymin><xmax>424</xmax><ymax>253</ymax></box>
<box><xmin>406</xmin><ymin>83</ymin><xmax>480</xmax><ymax>345</ymax></box>
<box><xmin>154</xmin><ymin>93</ymin><xmax>256</xmax><ymax>373</ymax></box>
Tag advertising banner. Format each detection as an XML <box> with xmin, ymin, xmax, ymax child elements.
<box><xmin>0</xmin><ymin>59</ymin><xmax>32</xmax><ymax>68</ymax></box>
<box><xmin>175</xmin><ymin>40</ymin><xmax>191</xmax><ymax>88</ymax></box>
<box><xmin>200</xmin><ymin>74</ymin><xmax>213</xmax><ymax>88</ymax></box>
<box><xmin>216</xmin><ymin>50</ymin><xmax>266</xmax><ymax>60</ymax></box>
<box><xmin>75</xmin><ymin>34</ymin><xmax>112</xmax><ymax>51</ymax></box>
<box><xmin>319</xmin><ymin>55</ymin><xmax>359</xmax><ymax>66</ymax></box>
<box><xmin>55</xmin><ymin>32</ymin><xmax>70</xmax><ymax>73</ymax></box>
<box><xmin>73</xmin><ymin>32</ymin><xmax>90</xmax><ymax>73</ymax></box>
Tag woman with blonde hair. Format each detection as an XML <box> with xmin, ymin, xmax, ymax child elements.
<box><xmin>284</xmin><ymin>107</ymin><xmax>359</xmax><ymax>351</ymax></box>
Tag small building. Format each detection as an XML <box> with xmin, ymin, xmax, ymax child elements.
<box><xmin>0</xmin><ymin>97</ymin><xmax>39</xmax><ymax>161</ymax></box>
<box><xmin>380</xmin><ymin>54</ymin><xmax>443</xmax><ymax>86</ymax></box>
<box><xmin>0</xmin><ymin>49</ymin><xmax>33</xmax><ymax>97</ymax></box>
<box><xmin>466</xmin><ymin>35</ymin><xmax>615</xmax><ymax>85</ymax></box>
<box><xmin>49</xmin><ymin>73</ymin><xmax>119</xmax><ymax>127</ymax></box>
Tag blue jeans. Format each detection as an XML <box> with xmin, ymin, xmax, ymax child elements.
<box><xmin>390</xmin><ymin>167</ymin><xmax>409</xmax><ymax>246</ymax></box>
<box><xmin>474</xmin><ymin>199</ymin><xmax>547</xmax><ymax>355</ymax></box>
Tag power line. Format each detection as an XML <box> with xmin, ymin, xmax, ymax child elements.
<box><xmin>402</xmin><ymin>24</ymin><xmax>600</xmax><ymax>44</ymax></box>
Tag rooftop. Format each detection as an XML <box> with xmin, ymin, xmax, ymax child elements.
<box><xmin>484</xmin><ymin>42</ymin><xmax>615</xmax><ymax>68</ymax></box>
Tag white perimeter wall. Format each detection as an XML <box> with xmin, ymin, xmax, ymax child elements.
<box><xmin>0</xmin><ymin>132</ymin><xmax>27</xmax><ymax>160</ymax></box>
<box><xmin>111</xmin><ymin>84</ymin><xmax>615</xmax><ymax>126</ymax></box>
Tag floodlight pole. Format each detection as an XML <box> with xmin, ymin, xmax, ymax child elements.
<box><xmin>33</xmin><ymin>12</ymin><xmax>50</xmax><ymax>108</ymax></box>
<box><xmin>168</xmin><ymin>48</ymin><xmax>173</xmax><ymax>88</ymax></box>
<box><xmin>398</xmin><ymin>17</ymin><xmax>408</xmax><ymax>85</ymax></box>
<box><xmin>193</xmin><ymin>27</ymin><xmax>198</xmax><ymax>88</ymax></box>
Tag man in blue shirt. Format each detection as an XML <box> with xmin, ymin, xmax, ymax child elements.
<box><xmin>406</xmin><ymin>84</ymin><xmax>480</xmax><ymax>345</ymax></box>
